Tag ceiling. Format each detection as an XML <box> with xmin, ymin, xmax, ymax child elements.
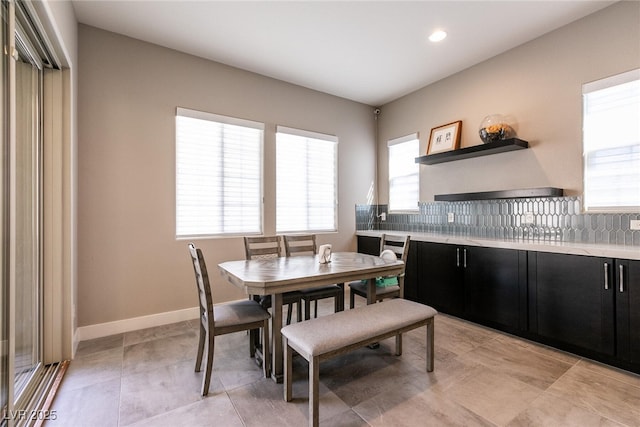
<box><xmin>71</xmin><ymin>0</ymin><xmax>615</xmax><ymax>106</ymax></box>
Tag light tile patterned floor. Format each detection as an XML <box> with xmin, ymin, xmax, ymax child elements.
<box><xmin>48</xmin><ymin>296</ymin><xmax>640</xmax><ymax>426</ymax></box>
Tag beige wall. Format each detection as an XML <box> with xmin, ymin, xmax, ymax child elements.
<box><xmin>77</xmin><ymin>25</ymin><xmax>376</xmax><ymax>327</ymax></box>
<box><xmin>377</xmin><ymin>1</ymin><xmax>640</xmax><ymax>203</ymax></box>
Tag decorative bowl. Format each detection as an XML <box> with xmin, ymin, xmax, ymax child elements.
<box><xmin>479</xmin><ymin>114</ymin><xmax>515</xmax><ymax>143</ymax></box>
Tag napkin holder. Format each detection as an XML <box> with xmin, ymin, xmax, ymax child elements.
<box><xmin>318</xmin><ymin>244</ymin><xmax>332</xmax><ymax>264</ymax></box>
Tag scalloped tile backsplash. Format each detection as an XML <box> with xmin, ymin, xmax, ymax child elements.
<box><xmin>356</xmin><ymin>197</ymin><xmax>640</xmax><ymax>246</ymax></box>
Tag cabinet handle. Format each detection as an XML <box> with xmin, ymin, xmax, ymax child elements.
<box><xmin>604</xmin><ymin>262</ymin><xmax>609</xmax><ymax>290</ymax></box>
<box><xmin>619</xmin><ymin>265</ymin><xmax>624</xmax><ymax>293</ymax></box>
<box><xmin>463</xmin><ymin>249</ymin><xmax>467</xmax><ymax>268</ymax></box>
<box><xmin>456</xmin><ymin>248</ymin><xmax>460</xmax><ymax>267</ymax></box>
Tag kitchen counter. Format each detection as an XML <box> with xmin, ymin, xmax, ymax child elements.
<box><xmin>356</xmin><ymin>230</ymin><xmax>640</xmax><ymax>261</ymax></box>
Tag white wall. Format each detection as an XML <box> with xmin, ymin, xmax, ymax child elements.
<box><xmin>377</xmin><ymin>1</ymin><xmax>640</xmax><ymax>203</ymax></box>
<box><xmin>77</xmin><ymin>25</ymin><xmax>376</xmax><ymax>328</ymax></box>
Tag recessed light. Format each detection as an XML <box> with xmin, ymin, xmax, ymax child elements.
<box><xmin>429</xmin><ymin>30</ymin><xmax>447</xmax><ymax>42</ymax></box>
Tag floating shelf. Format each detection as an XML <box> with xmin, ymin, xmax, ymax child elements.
<box><xmin>434</xmin><ymin>187</ymin><xmax>564</xmax><ymax>202</ymax></box>
<box><xmin>416</xmin><ymin>138</ymin><xmax>529</xmax><ymax>165</ymax></box>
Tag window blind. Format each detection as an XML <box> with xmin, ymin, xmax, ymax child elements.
<box><xmin>176</xmin><ymin>107</ymin><xmax>263</xmax><ymax>237</ymax></box>
<box><xmin>276</xmin><ymin>126</ymin><xmax>338</xmax><ymax>233</ymax></box>
<box><xmin>388</xmin><ymin>133</ymin><xmax>419</xmax><ymax>212</ymax></box>
<box><xmin>583</xmin><ymin>69</ymin><xmax>640</xmax><ymax>211</ymax></box>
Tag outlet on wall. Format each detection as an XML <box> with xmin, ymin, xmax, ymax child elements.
<box><xmin>379</xmin><ymin>212</ymin><xmax>386</xmax><ymax>221</ymax></box>
<box><xmin>524</xmin><ymin>212</ymin><xmax>535</xmax><ymax>224</ymax></box>
<box><xmin>447</xmin><ymin>212</ymin><xmax>454</xmax><ymax>223</ymax></box>
<box><xmin>631</xmin><ymin>219</ymin><xmax>640</xmax><ymax>230</ymax></box>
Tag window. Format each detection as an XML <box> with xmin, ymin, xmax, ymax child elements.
<box><xmin>583</xmin><ymin>69</ymin><xmax>640</xmax><ymax>211</ymax></box>
<box><xmin>276</xmin><ymin>126</ymin><xmax>338</xmax><ymax>233</ymax></box>
<box><xmin>176</xmin><ymin>108</ymin><xmax>263</xmax><ymax>237</ymax></box>
<box><xmin>388</xmin><ymin>133</ymin><xmax>419</xmax><ymax>212</ymax></box>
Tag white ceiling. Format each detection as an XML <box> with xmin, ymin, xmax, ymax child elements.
<box><xmin>71</xmin><ymin>0</ymin><xmax>615</xmax><ymax>106</ymax></box>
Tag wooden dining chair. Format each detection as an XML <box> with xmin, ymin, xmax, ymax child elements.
<box><xmin>283</xmin><ymin>234</ymin><xmax>344</xmax><ymax>320</ymax></box>
<box><xmin>349</xmin><ymin>234</ymin><xmax>410</xmax><ymax>308</ymax></box>
<box><xmin>244</xmin><ymin>236</ymin><xmax>303</xmax><ymax>325</ymax></box>
<box><xmin>188</xmin><ymin>243</ymin><xmax>270</xmax><ymax>396</ymax></box>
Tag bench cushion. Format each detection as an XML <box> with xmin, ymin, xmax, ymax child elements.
<box><xmin>281</xmin><ymin>299</ymin><xmax>437</xmax><ymax>358</ymax></box>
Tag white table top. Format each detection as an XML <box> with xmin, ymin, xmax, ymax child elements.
<box><xmin>218</xmin><ymin>252</ymin><xmax>405</xmax><ymax>295</ymax></box>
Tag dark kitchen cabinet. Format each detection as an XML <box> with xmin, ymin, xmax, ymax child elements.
<box><xmin>356</xmin><ymin>234</ymin><xmax>419</xmax><ymax>302</ymax></box>
<box><xmin>616</xmin><ymin>259</ymin><xmax>640</xmax><ymax>364</ymax></box>
<box><xmin>528</xmin><ymin>252</ymin><xmax>616</xmax><ymax>357</ymax></box>
<box><xmin>418</xmin><ymin>242</ymin><xmax>525</xmax><ymax>331</ymax></box>
<box><xmin>463</xmin><ymin>246</ymin><xmax>527</xmax><ymax>332</ymax></box>
<box><xmin>417</xmin><ymin>242</ymin><xmax>464</xmax><ymax>316</ymax></box>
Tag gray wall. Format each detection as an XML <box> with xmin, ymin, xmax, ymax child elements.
<box><xmin>377</xmin><ymin>1</ymin><xmax>640</xmax><ymax>204</ymax></box>
<box><xmin>77</xmin><ymin>25</ymin><xmax>376</xmax><ymax>327</ymax></box>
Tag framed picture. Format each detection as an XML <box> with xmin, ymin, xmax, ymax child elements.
<box><xmin>427</xmin><ymin>120</ymin><xmax>462</xmax><ymax>155</ymax></box>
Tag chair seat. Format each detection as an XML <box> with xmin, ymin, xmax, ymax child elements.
<box><xmin>259</xmin><ymin>291</ymin><xmax>303</xmax><ymax>309</ymax></box>
<box><xmin>300</xmin><ymin>285</ymin><xmax>342</xmax><ymax>298</ymax></box>
<box><xmin>349</xmin><ymin>280</ymin><xmax>400</xmax><ymax>297</ymax></box>
<box><xmin>213</xmin><ymin>299</ymin><xmax>270</xmax><ymax>329</ymax></box>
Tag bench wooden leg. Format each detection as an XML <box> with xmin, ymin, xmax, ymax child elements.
<box><xmin>395</xmin><ymin>333</ymin><xmax>402</xmax><ymax>356</ymax></box>
<box><xmin>309</xmin><ymin>356</ymin><xmax>319</xmax><ymax>427</ymax></box>
<box><xmin>426</xmin><ymin>318</ymin><xmax>434</xmax><ymax>372</ymax></box>
<box><xmin>284</xmin><ymin>337</ymin><xmax>292</xmax><ymax>402</ymax></box>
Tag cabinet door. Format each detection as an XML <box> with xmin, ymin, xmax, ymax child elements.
<box><xmin>616</xmin><ymin>259</ymin><xmax>640</xmax><ymax>364</ymax></box>
<box><xmin>464</xmin><ymin>246</ymin><xmax>523</xmax><ymax>331</ymax></box>
<box><xmin>417</xmin><ymin>242</ymin><xmax>464</xmax><ymax>316</ymax></box>
<box><xmin>403</xmin><ymin>241</ymin><xmax>419</xmax><ymax>302</ymax></box>
<box><xmin>356</xmin><ymin>235</ymin><xmax>380</xmax><ymax>255</ymax></box>
<box><xmin>529</xmin><ymin>252</ymin><xmax>615</xmax><ymax>356</ymax></box>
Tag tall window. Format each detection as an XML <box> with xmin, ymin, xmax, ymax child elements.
<box><xmin>583</xmin><ymin>69</ymin><xmax>640</xmax><ymax>211</ymax></box>
<box><xmin>388</xmin><ymin>133</ymin><xmax>419</xmax><ymax>212</ymax></box>
<box><xmin>176</xmin><ymin>108</ymin><xmax>263</xmax><ymax>237</ymax></box>
<box><xmin>276</xmin><ymin>126</ymin><xmax>338</xmax><ymax>233</ymax></box>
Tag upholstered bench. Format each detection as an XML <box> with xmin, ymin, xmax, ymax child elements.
<box><xmin>281</xmin><ymin>298</ymin><xmax>437</xmax><ymax>427</ymax></box>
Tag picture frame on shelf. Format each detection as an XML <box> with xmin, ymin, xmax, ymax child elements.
<box><xmin>427</xmin><ymin>120</ymin><xmax>462</xmax><ymax>155</ymax></box>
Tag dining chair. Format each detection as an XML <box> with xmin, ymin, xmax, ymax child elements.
<box><xmin>283</xmin><ymin>234</ymin><xmax>344</xmax><ymax>320</ymax></box>
<box><xmin>188</xmin><ymin>243</ymin><xmax>270</xmax><ymax>396</ymax></box>
<box><xmin>349</xmin><ymin>234</ymin><xmax>410</xmax><ymax>308</ymax></box>
<box><xmin>244</xmin><ymin>236</ymin><xmax>303</xmax><ymax>325</ymax></box>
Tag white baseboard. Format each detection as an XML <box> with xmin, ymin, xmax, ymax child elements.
<box><xmin>75</xmin><ymin>306</ymin><xmax>200</xmax><ymax>343</ymax></box>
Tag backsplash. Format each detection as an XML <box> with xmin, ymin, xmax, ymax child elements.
<box><xmin>356</xmin><ymin>197</ymin><xmax>640</xmax><ymax>246</ymax></box>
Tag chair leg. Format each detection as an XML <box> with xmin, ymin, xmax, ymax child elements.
<box><xmin>349</xmin><ymin>289</ymin><xmax>355</xmax><ymax>309</ymax></box>
<box><xmin>309</xmin><ymin>356</ymin><xmax>320</xmax><ymax>427</ymax></box>
<box><xmin>195</xmin><ymin>321</ymin><xmax>205</xmax><ymax>372</ymax></box>
<box><xmin>305</xmin><ymin>298</ymin><xmax>311</xmax><ymax>321</ymax></box>
<box><xmin>286</xmin><ymin>303</ymin><xmax>293</xmax><ymax>325</ymax></box>
<box><xmin>426</xmin><ymin>319</ymin><xmax>434</xmax><ymax>372</ymax></box>
<box><xmin>297</xmin><ymin>300</ymin><xmax>302</xmax><ymax>323</ymax></box>
<box><xmin>263</xmin><ymin>319</ymin><xmax>271</xmax><ymax>378</ymax></box>
<box><xmin>313</xmin><ymin>300</ymin><xmax>318</xmax><ymax>318</ymax></box>
<box><xmin>249</xmin><ymin>329</ymin><xmax>256</xmax><ymax>358</ymax></box>
<box><xmin>201</xmin><ymin>330</ymin><xmax>214</xmax><ymax>396</ymax></box>
<box><xmin>284</xmin><ymin>337</ymin><xmax>292</xmax><ymax>401</ymax></box>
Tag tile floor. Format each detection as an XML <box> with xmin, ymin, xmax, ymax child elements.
<box><xmin>48</xmin><ymin>297</ymin><xmax>640</xmax><ymax>426</ymax></box>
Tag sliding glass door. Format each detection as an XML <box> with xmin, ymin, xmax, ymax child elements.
<box><xmin>13</xmin><ymin>33</ymin><xmax>43</xmax><ymax>403</ymax></box>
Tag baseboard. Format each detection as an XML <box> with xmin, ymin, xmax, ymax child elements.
<box><xmin>75</xmin><ymin>306</ymin><xmax>200</xmax><ymax>343</ymax></box>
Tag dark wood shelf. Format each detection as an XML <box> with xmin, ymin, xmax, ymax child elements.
<box><xmin>416</xmin><ymin>138</ymin><xmax>529</xmax><ymax>165</ymax></box>
<box><xmin>434</xmin><ymin>187</ymin><xmax>564</xmax><ymax>202</ymax></box>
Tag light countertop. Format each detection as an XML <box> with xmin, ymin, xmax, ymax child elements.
<box><xmin>356</xmin><ymin>230</ymin><xmax>640</xmax><ymax>260</ymax></box>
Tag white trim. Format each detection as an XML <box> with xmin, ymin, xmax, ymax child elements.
<box><xmin>583</xmin><ymin>68</ymin><xmax>640</xmax><ymax>94</ymax></box>
<box><xmin>176</xmin><ymin>106</ymin><xmax>264</xmax><ymax>130</ymax></box>
<box><xmin>75</xmin><ymin>307</ymin><xmax>200</xmax><ymax>342</ymax></box>
<box><xmin>276</xmin><ymin>125</ymin><xmax>338</xmax><ymax>143</ymax></box>
<box><xmin>387</xmin><ymin>132</ymin><xmax>418</xmax><ymax>147</ymax></box>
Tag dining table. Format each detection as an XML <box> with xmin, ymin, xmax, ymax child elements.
<box><xmin>218</xmin><ymin>251</ymin><xmax>405</xmax><ymax>382</ymax></box>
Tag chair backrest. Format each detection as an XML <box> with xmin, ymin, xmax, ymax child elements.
<box><xmin>244</xmin><ymin>236</ymin><xmax>282</xmax><ymax>260</ymax></box>
<box><xmin>379</xmin><ymin>234</ymin><xmax>411</xmax><ymax>263</ymax></box>
<box><xmin>188</xmin><ymin>243</ymin><xmax>214</xmax><ymax>328</ymax></box>
<box><xmin>283</xmin><ymin>234</ymin><xmax>317</xmax><ymax>257</ymax></box>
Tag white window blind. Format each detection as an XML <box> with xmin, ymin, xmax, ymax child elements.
<box><xmin>583</xmin><ymin>69</ymin><xmax>640</xmax><ymax>212</ymax></box>
<box><xmin>176</xmin><ymin>107</ymin><xmax>263</xmax><ymax>237</ymax></box>
<box><xmin>276</xmin><ymin>126</ymin><xmax>338</xmax><ymax>233</ymax></box>
<box><xmin>388</xmin><ymin>133</ymin><xmax>419</xmax><ymax>212</ymax></box>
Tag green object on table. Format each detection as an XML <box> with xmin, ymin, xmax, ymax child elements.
<box><xmin>362</xmin><ymin>277</ymin><xmax>399</xmax><ymax>287</ymax></box>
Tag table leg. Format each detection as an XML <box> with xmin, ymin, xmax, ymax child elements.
<box><xmin>271</xmin><ymin>292</ymin><xmax>284</xmax><ymax>383</ymax></box>
<box><xmin>366</xmin><ymin>278</ymin><xmax>376</xmax><ymax>305</ymax></box>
